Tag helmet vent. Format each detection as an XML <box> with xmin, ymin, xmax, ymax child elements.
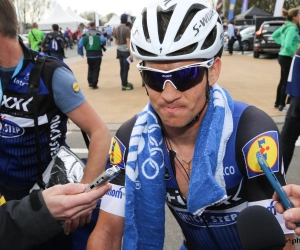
<box><xmin>174</xmin><ymin>4</ymin><xmax>207</xmax><ymax>42</ymax></box>
<box><xmin>142</xmin><ymin>8</ymin><xmax>150</xmax><ymax>42</ymax></box>
<box><xmin>131</xmin><ymin>42</ymin><xmax>135</xmax><ymax>52</ymax></box>
<box><xmin>157</xmin><ymin>4</ymin><xmax>177</xmax><ymax>44</ymax></box>
<box><xmin>166</xmin><ymin>42</ymin><xmax>198</xmax><ymax>57</ymax></box>
<box><xmin>201</xmin><ymin>26</ymin><xmax>217</xmax><ymax>50</ymax></box>
<box><xmin>136</xmin><ymin>46</ymin><xmax>158</xmax><ymax>57</ymax></box>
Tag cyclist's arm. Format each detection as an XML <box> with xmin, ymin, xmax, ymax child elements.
<box><xmin>235</xmin><ymin>106</ymin><xmax>294</xmax><ymax>250</ymax></box>
<box><xmin>87</xmin><ymin>210</ymin><xmax>124</xmax><ymax>250</ymax></box>
<box><xmin>87</xmin><ymin>117</ymin><xmax>136</xmax><ymax>250</ymax></box>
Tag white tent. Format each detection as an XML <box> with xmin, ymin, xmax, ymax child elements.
<box><xmin>104</xmin><ymin>15</ymin><xmax>121</xmax><ymax>29</ymax></box>
<box><xmin>38</xmin><ymin>3</ymin><xmax>88</xmax><ymax>32</ymax></box>
<box><xmin>65</xmin><ymin>7</ymin><xmax>90</xmax><ymax>24</ymax></box>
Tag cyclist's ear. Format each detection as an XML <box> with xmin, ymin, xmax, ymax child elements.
<box><xmin>208</xmin><ymin>57</ymin><xmax>221</xmax><ymax>86</ymax></box>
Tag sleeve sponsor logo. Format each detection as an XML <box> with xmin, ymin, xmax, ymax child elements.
<box><xmin>110</xmin><ymin>136</ymin><xmax>126</xmax><ymax>169</ymax></box>
<box><xmin>0</xmin><ymin>194</ymin><xmax>6</xmax><ymax>206</ymax></box>
<box><xmin>100</xmin><ymin>183</ymin><xmax>125</xmax><ymax>217</ymax></box>
<box><xmin>242</xmin><ymin>131</ymin><xmax>279</xmax><ymax>179</ymax></box>
<box><xmin>106</xmin><ymin>186</ymin><xmax>125</xmax><ymax>200</ymax></box>
<box><xmin>72</xmin><ymin>82</ymin><xmax>80</xmax><ymax>92</ymax></box>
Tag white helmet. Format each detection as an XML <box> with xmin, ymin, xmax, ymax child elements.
<box><xmin>130</xmin><ymin>0</ymin><xmax>224</xmax><ymax>61</ymax></box>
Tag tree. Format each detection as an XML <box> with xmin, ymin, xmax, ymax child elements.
<box><xmin>16</xmin><ymin>0</ymin><xmax>54</xmax><ymax>30</ymax></box>
<box><xmin>80</xmin><ymin>11</ymin><xmax>95</xmax><ymax>21</ymax></box>
<box><xmin>30</xmin><ymin>0</ymin><xmax>54</xmax><ymax>23</ymax></box>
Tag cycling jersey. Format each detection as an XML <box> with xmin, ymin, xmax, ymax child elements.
<box><xmin>0</xmin><ymin>42</ymin><xmax>84</xmax><ymax>200</ymax></box>
<box><xmin>101</xmin><ymin>101</ymin><xmax>292</xmax><ymax>250</ymax></box>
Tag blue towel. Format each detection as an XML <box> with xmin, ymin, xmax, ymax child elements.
<box><xmin>123</xmin><ymin>84</ymin><xmax>234</xmax><ymax>250</ymax></box>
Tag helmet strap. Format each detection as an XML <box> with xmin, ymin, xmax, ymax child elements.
<box><xmin>185</xmin><ymin>69</ymin><xmax>210</xmax><ymax>127</ymax></box>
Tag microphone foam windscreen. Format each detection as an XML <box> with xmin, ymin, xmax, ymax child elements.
<box><xmin>237</xmin><ymin>205</ymin><xmax>286</xmax><ymax>250</ymax></box>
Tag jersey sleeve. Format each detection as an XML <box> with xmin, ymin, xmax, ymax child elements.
<box><xmin>100</xmin><ymin>115</ymin><xmax>136</xmax><ymax>217</ymax></box>
<box><xmin>235</xmin><ymin>106</ymin><xmax>292</xmax><ymax>234</ymax></box>
<box><xmin>52</xmin><ymin>67</ymin><xmax>86</xmax><ymax>114</ymax></box>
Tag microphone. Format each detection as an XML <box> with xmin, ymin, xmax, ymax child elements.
<box><xmin>237</xmin><ymin>205</ymin><xmax>286</xmax><ymax>250</ymax></box>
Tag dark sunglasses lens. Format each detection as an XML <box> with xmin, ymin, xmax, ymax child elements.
<box><xmin>174</xmin><ymin>67</ymin><xmax>205</xmax><ymax>91</ymax></box>
<box><xmin>141</xmin><ymin>71</ymin><xmax>164</xmax><ymax>92</ymax></box>
<box><xmin>141</xmin><ymin>66</ymin><xmax>206</xmax><ymax>92</ymax></box>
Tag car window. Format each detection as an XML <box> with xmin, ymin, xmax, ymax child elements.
<box><xmin>240</xmin><ymin>26</ymin><xmax>255</xmax><ymax>35</ymax></box>
<box><xmin>262</xmin><ymin>24</ymin><xmax>282</xmax><ymax>33</ymax></box>
<box><xmin>19</xmin><ymin>34</ymin><xmax>28</xmax><ymax>42</ymax></box>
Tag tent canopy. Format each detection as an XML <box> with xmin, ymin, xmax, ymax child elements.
<box><xmin>104</xmin><ymin>15</ymin><xmax>121</xmax><ymax>29</ymax></box>
<box><xmin>65</xmin><ymin>7</ymin><xmax>90</xmax><ymax>24</ymax></box>
<box><xmin>235</xmin><ymin>6</ymin><xmax>272</xmax><ymax>20</ymax></box>
<box><xmin>38</xmin><ymin>3</ymin><xmax>89</xmax><ymax>32</ymax></box>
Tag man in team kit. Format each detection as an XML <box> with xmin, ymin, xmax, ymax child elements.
<box><xmin>87</xmin><ymin>0</ymin><xmax>294</xmax><ymax>249</ymax></box>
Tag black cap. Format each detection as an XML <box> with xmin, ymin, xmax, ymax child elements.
<box><xmin>121</xmin><ymin>14</ymin><xmax>128</xmax><ymax>22</ymax></box>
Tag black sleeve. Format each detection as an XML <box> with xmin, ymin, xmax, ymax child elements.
<box><xmin>0</xmin><ymin>191</ymin><xmax>62</xmax><ymax>250</ymax></box>
<box><xmin>235</xmin><ymin>106</ymin><xmax>285</xmax><ymax>202</ymax></box>
<box><xmin>59</xmin><ymin>34</ymin><xmax>65</xmax><ymax>48</ymax></box>
<box><xmin>109</xmin><ymin>115</ymin><xmax>137</xmax><ymax>186</ymax></box>
<box><xmin>41</xmin><ymin>34</ymin><xmax>50</xmax><ymax>48</ymax></box>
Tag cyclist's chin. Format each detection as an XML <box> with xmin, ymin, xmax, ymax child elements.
<box><xmin>159</xmin><ymin>114</ymin><xmax>192</xmax><ymax>129</ymax></box>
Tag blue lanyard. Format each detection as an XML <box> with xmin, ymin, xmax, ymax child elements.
<box><xmin>0</xmin><ymin>55</ymin><xmax>24</xmax><ymax>103</ymax></box>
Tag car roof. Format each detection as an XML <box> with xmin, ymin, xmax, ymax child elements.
<box><xmin>262</xmin><ymin>20</ymin><xmax>285</xmax><ymax>24</ymax></box>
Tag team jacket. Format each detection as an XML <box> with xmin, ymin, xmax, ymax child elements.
<box><xmin>0</xmin><ymin>42</ymin><xmax>69</xmax><ymax>191</ymax></box>
<box><xmin>81</xmin><ymin>29</ymin><xmax>103</xmax><ymax>57</ymax></box>
<box><xmin>101</xmin><ymin>101</ymin><xmax>290</xmax><ymax>250</ymax></box>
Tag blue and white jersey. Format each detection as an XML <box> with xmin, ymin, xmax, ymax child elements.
<box><xmin>0</xmin><ymin>44</ymin><xmax>85</xmax><ymax>197</ymax></box>
<box><xmin>101</xmin><ymin>101</ymin><xmax>292</xmax><ymax>249</ymax></box>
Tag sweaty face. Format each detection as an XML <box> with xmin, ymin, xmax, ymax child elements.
<box><xmin>144</xmin><ymin>59</ymin><xmax>209</xmax><ymax>129</ymax></box>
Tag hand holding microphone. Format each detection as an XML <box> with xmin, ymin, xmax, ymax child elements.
<box><xmin>273</xmin><ymin>184</ymin><xmax>300</xmax><ymax>235</ymax></box>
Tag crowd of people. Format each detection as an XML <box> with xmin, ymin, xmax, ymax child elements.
<box><xmin>2</xmin><ymin>0</ymin><xmax>300</xmax><ymax>249</ymax></box>
<box><xmin>27</xmin><ymin>18</ymin><xmax>133</xmax><ymax>91</ymax></box>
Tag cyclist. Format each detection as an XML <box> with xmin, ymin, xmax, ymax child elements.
<box><xmin>87</xmin><ymin>0</ymin><xmax>294</xmax><ymax>249</ymax></box>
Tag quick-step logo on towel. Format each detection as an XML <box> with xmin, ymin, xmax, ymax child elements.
<box><xmin>110</xmin><ymin>136</ymin><xmax>126</xmax><ymax>169</ymax></box>
<box><xmin>242</xmin><ymin>131</ymin><xmax>279</xmax><ymax>178</ymax></box>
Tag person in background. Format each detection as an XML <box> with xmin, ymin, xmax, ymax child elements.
<box><xmin>28</xmin><ymin>22</ymin><xmax>44</xmax><ymax>52</ymax></box>
<box><xmin>105</xmin><ymin>25</ymin><xmax>112</xmax><ymax>46</ymax></box>
<box><xmin>126</xmin><ymin>22</ymin><xmax>132</xmax><ymax>30</ymax></box>
<box><xmin>87</xmin><ymin>1</ymin><xmax>295</xmax><ymax>249</ymax></box>
<box><xmin>0</xmin><ymin>183</ymin><xmax>111</xmax><ymax>250</ymax></box>
<box><xmin>114</xmin><ymin>14</ymin><xmax>133</xmax><ymax>91</ymax></box>
<box><xmin>272</xmin><ymin>8</ymin><xmax>300</xmax><ymax>112</ymax></box>
<box><xmin>234</xmin><ymin>21</ymin><xmax>244</xmax><ymax>54</ymax></box>
<box><xmin>0</xmin><ymin>1</ymin><xmax>112</xmax><ymax>249</ymax></box>
<box><xmin>227</xmin><ymin>20</ymin><xmax>235</xmax><ymax>55</ymax></box>
<box><xmin>280</xmin><ymin>47</ymin><xmax>300</xmax><ymax>173</ymax></box>
<box><xmin>78</xmin><ymin>21</ymin><xmax>106</xmax><ymax>89</ymax></box>
<box><xmin>241</xmin><ymin>20</ymin><xmax>248</xmax><ymax>30</ymax></box>
<box><xmin>82</xmin><ymin>24</ymin><xmax>90</xmax><ymax>35</ymax></box>
<box><xmin>41</xmin><ymin>24</ymin><xmax>65</xmax><ymax>60</ymax></box>
<box><xmin>64</xmin><ymin>27</ymin><xmax>73</xmax><ymax>49</ymax></box>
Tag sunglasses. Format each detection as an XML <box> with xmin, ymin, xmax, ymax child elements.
<box><xmin>137</xmin><ymin>59</ymin><xmax>214</xmax><ymax>92</ymax></box>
